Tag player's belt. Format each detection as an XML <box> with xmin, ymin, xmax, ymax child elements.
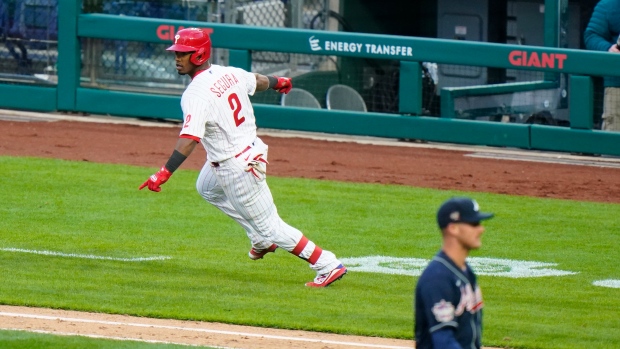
<box><xmin>211</xmin><ymin>145</ymin><xmax>252</xmax><ymax>167</ymax></box>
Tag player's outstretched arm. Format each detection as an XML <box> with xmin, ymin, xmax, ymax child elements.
<box><xmin>255</xmin><ymin>74</ymin><xmax>292</xmax><ymax>94</ymax></box>
<box><xmin>139</xmin><ymin>138</ymin><xmax>197</xmax><ymax>192</ymax></box>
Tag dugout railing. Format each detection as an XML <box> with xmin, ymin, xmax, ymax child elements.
<box><xmin>0</xmin><ymin>1</ymin><xmax>619</xmax><ymax>157</ymax></box>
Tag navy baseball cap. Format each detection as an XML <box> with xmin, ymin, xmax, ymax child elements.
<box><xmin>437</xmin><ymin>197</ymin><xmax>494</xmax><ymax>229</ymax></box>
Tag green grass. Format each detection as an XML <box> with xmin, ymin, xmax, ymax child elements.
<box><xmin>1</xmin><ymin>156</ymin><xmax>619</xmax><ymax>349</ymax></box>
<box><xmin>0</xmin><ymin>329</ymin><xmax>217</xmax><ymax>349</ymax></box>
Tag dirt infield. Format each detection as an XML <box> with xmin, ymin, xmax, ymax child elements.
<box><xmin>0</xmin><ymin>110</ymin><xmax>618</xmax><ymax>348</ymax></box>
<box><xmin>1</xmin><ymin>113</ymin><xmax>619</xmax><ymax>204</ymax></box>
<box><xmin>0</xmin><ymin>305</ymin><xmax>416</xmax><ymax>349</ymax></box>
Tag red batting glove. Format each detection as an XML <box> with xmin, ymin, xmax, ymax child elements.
<box><xmin>139</xmin><ymin>166</ymin><xmax>172</xmax><ymax>192</ymax></box>
<box><xmin>272</xmin><ymin>76</ymin><xmax>292</xmax><ymax>94</ymax></box>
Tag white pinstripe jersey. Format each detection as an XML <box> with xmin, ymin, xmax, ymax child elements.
<box><xmin>179</xmin><ymin>64</ymin><xmax>258</xmax><ymax>162</ymax></box>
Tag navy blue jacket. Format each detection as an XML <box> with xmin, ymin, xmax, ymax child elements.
<box><xmin>584</xmin><ymin>0</ymin><xmax>620</xmax><ymax>87</ymax></box>
<box><xmin>415</xmin><ymin>251</ymin><xmax>483</xmax><ymax>349</ymax></box>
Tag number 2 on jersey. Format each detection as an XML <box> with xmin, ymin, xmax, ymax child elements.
<box><xmin>228</xmin><ymin>93</ymin><xmax>245</xmax><ymax>127</ymax></box>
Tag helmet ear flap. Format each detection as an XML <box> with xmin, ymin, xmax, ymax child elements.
<box><xmin>190</xmin><ymin>47</ymin><xmax>207</xmax><ymax>65</ymax></box>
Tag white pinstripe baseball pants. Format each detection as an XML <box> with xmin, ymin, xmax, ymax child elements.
<box><xmin>195</xmin><ymin>140</ymin><xmax>341</xmax><ymax>274</ymax></box>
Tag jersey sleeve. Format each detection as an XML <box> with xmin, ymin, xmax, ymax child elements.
<box><xmin>418</xmin><ymin>276</ymin><xmax>459</xmax><ymax>333</ymax></box>
<box><xmin>178</xmin><ymin>93</ymin><xmax>208</xmax><ymax>141</ymax></box>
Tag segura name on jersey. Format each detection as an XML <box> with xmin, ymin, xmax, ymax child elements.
<box><xmin>210</xmin><ymin>73</ymin><xmax>240</xmax><ymax>98</ymax></box>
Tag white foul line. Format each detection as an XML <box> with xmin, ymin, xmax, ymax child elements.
<box><xmin>0</xmin><ymin>248</ymin><xmax>171</xmax><ymax>262</ymax></box>
<box><xmin>0</xmin><ymin>312</ymin><xmax>413</xmax><ymax>349</ymax></box>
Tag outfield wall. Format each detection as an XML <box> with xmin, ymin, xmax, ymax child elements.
<box><xmin>1</xmin><ymin>1</ymin><xmax>619</xmax><ymax>156</ymax></box>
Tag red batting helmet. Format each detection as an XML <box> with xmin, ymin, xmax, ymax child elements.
<box><xmin>166</xmin><ymin>28</ymin><xmax>211</xmax><ymax>66</ymax></box>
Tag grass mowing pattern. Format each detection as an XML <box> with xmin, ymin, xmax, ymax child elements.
<box><xmin>0</xmin><ymin>156</ymin><xmax>619</xmax><ymax>348</ymax></box>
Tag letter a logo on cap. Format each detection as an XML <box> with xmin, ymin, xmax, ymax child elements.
<box><xmin>174</xmin><ymin>34</ymin><xmax>180</xmax><ymax>44</ymax></box>
<box><xmin>472</xmin><ymin>200</ymin><xmax>480</xmax><ymax>212</ymax></box>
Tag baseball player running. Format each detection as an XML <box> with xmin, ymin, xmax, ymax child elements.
<box><xmin>414</xmin><ymin>197</ymin><xmax>494</xmax><ymax>349</ymax></box>
<box><xmin>139</xmin><ymin>28</ymin><xmax>347</xmax><ymax>288</ymax></box>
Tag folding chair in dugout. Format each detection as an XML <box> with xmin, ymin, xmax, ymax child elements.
<box><xmin>326</xmin><ymin>84</ymin><xmax>367</xmax><ymax>112</ymax></box>
<box><xmin>281</xmin><ymin>88</ymin><xmax>322</xmax><ymax>109</ymax></box>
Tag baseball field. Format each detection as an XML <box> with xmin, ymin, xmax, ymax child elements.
<box><xmin>0</xmin><ymin>111</ymin><xmax>619</xmax><ymax>349</ymax></box>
